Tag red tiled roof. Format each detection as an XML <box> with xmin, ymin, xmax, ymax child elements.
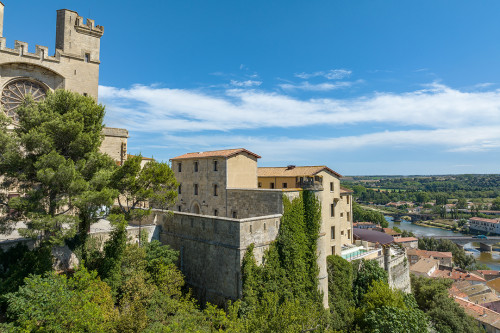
<box><xmin>407</xmin><ymin>248</ymin><xmax>453</xmax><ymax>258</ymax></box>
<box><xmin>469</xmin><ymin>217</ymin><xmax>500</xmax><ymax>224</ymax></box>
<box><xmin>431</xmin><ymin>269</ymin><xmax>486</xmax><ymax>282</ymax></box>
<box><xmin>258</xmin><ymin>166</ymin><xmax>342</xmax><ymax>178</ymax></box>
<box><xmin>454</xmin><ymin>297</ymin><xmax>500</xmax><ymax>329</ymax></box>
<box><xmin>340</xmin><ymin>186</ymin><xmax>353</xmax><ymax>193</ymax></box>
<box><xmin>171</xmin><ymin>148</ymin><xmax>261</xmax><ymax>160</ymax></box>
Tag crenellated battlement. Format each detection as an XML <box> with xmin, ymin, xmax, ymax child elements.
<box><xmin>74</xmin><ymin>15</ymin><xmax>104</xmax><ymax>37</ymax></box>
<box><xmin>0</xmin><ymin>4</ymin><xmax>104</xmax><ymax>99</ymax></box>
<box><xmin>0</xmin><ymin>37</ymin><xmax>60</xmax><ymax>62</ymax></box>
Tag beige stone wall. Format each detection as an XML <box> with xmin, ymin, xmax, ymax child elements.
<box><xmin>100</xmin><ymin>127</ymin><xmax>128</xmax><ymax>164</ymax></box>
<box><xmin>259</xmin><ymin>176</ymin><xmax>296</xmax><ymax>189</ymax></box>
<box><xmin>157</xmin><ymin>210</ymin><xmax>281</xmax><ymax>305</ymax></box>
<box><xmin>0</xmin><ymin>9</ymin><xmax>102</xmax><ymax>99</ymax></box>
<box><xmin>227</xmin><ymin>153</ymin><xmax>258</xmax><ymax>188</ymax></box>
<box><xmin>173</xmin><ymin>157</ymin><xmax>228</xmax><ymax>216</ymax></box>
<box><xmin>227</xmin><ymin>188</ymin><xmax>286</xmax><ymax>218</ymax></box>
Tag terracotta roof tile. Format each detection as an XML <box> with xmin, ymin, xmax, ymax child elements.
<box><xmin>407</xmin><ymin>248</ymin><xmax>453</xmax><ymax>258</ymax></box>
<box><xmin>257</xmin><ymin>166</ymin><xmax>342</xmax><ymax>178</ymax></box>
<box><xmin>340</xmin><ymin>186</ymin><xmax>354</xmax><ymax>193</ymax></box>
<box><xmin>454</xmin><ymin>297</ymin><xmax>500</xmax><ymax>329</ymax></box>
<box><xmin>171</xmin><ymin>148</ymin><xmax>261</xmax><ymax>160</ymax></box>
<box><xmin>431</xmin><ymin>268</ymin><xmax>486</xmax><ymax>282</ymax></box>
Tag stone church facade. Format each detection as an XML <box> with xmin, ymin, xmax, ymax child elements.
<box><xmin>0</xmin><ymin>3</ymin><xmax>127</xmax><ymax>164</ymax></box>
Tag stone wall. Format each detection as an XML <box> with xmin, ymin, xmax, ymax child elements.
<box><xmin>226</xmin><ymin>188</ymin><xmax>286</xmax><ymax>218</ymax></box>
<box><xmin>155</xmin><ymin>209</ymin><xmax>281</xmax><ymax>305</ymax></box>
<box><xmin>375</xmin><ymin>246</ymin><xmax>411</xmax><ymax>293</ymax></box>
<box><xmin>100</xmin><ymin>127</ymin><xmax>128</xmax><ymax>164</ymax></box>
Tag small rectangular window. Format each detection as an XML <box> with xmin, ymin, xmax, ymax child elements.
<box><xmin>40</xmin><ymin>49</ymin><xmax>45</xmax><ymax>59</ymax></box>
<box><xmin>331</xmin><ymin>226</ymin><xmax>335</xmax><ymax>239</ymax></box>
<box><xmin>341</xmin><ymin>230</ymin><xmax>344</xmax><ymax>236</ymax></box>
<box><xmin>249</xmin><ymin>224</ymin><xmax>252</xmax><ymax>232</ymax></box>
<box><xmin>214</xmin><ymin>209</ymin><xmax>218</xmax><ymax>216</ymax></box>
<box><xmin>178</xmin><ymin>184</ymin><xmax>182</xmax><ymax>194</ymax></box>
<box><xmin>214</xmin><ymin>184</ymin><xmax>218</xmax><ymax>196</ymax></box>
<box><xmin>178</xmin><ymin>162</ymin><xmax>182</xmax><ymax>172</ymax></box>
<box><xmin>178</xmin><ymin>206</ymin><xmax>181</xmax><ymax>212</ymax></box>
<box><xmin>330</xmin><ymin>182</ymin><xmax>334</xmax><ymax>191</ymax></box>
<box><xmin>264</xmin><ymin>222</ymin><xmax>266</xmax><ymax>230</ymax></box>
<box><xmin>340</xmin><ymin>212</ymin><xmax>344</xmax><ymax>218</ymax></box>
<box><xmin>233</xmin><ymin>211</ymin><xmax>237</xmax><ymax>219</ymax></box>
<box><xmin>282</xmin><ymin>183</ymin><xmax>288</xmax><ymax>188</ymax></box>
<box><xmin>85</xmin><ymin>53</ymin><xmax>90</xmax><ymax>63</ymax></box>
<box><xmin>258</xmin><ymin>182</ymin><xmax>262</xmax><ymax>188</ymax></box>
<box><xmin>332</xmin><ymin>246</ymin><xmax>335</xmax><ymax>255</ymax></box>
<box><xmin>347</xmin><ymin>195</ymin><xmax>350</xmax><ymax>204</ymax></box>
<box><xmin>213</xmin><ymin>160</ymin><xmax>218</xmax><ymax>171</ymax></box>
<box><xmin>330</xmin><ymin>204</ymin><xmax>335</xmax><ymax>217</ymax></box>
<box><xmin>270</xmin><ymin>183</ymin><xmax>275</xmax><ymax>189</ymax></box>
<box><xmin>194</xmin><ymin>161</ymin><xmax>199</xmax><ymax>172</ymax></box>
<box><xmin>347</xmin><ymin>212</ymin><xmax>350</xmax><ymax>221</ymax></box>
<box><xmin>194</xmin><ymin>184</ymin><xmax>198</xmax><ymax>195</ymax></box>
<box><xmin>348</xmin><ymin>229</ymin><xmax>351</xmax><ymax>239</ymax></box>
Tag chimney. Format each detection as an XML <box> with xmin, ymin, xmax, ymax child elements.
<box><xmin>0</xmin><ymin>2</ymin><xmax>4</xmax><ymax>38</ymax></box>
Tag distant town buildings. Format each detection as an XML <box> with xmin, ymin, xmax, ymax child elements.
<box><xmin>469</xmin><ymin>217</ymin><xmax>500</xmax><ymax>235</ymax></box>
<box><xmin>407</xmin><ymin>248</ymin><xmax>453</xmax><ymax>267</ymax></box>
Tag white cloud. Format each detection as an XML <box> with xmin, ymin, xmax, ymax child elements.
<box><xmin>230</xmin><ymin>80</ymin><xmax>262</xmax><ymax>87</ymax></box>
<box><xmin>99</xmin><ymin>82</ymin><xmax>500</xmax><ymax>135</ymax></box>
<box><xmin>294</xmin><ymin>69</ymin><xmax>352</xmax><ymax>80</ymax></box>
<box><xmin>279</xmin><ymin>80</ymin><xmax>360</xmax><ymax>91</ymax></box>
<box><xmin>155</xmin><ymin>126</ymin><xmax>500</xmax><ymax>156</ymax></box>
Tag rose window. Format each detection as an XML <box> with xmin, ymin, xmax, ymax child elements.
<box><xmin>1</xmin><ymin>79</ymin><xmax>47</xmax><ymax>121</ymax></box>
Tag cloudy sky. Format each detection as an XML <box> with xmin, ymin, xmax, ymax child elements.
<box><xmin>5</xmin><ymin>0</ymin><xmax>500</xmax><ymax>175</ymax></box>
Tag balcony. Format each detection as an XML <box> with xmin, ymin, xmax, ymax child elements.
<box><xmin>296</xmin><ymin>177</ymin><xmax>323</xmax><ymax>191</ymax></box>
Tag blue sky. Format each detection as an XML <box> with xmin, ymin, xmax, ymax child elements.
<box><xmin>3</xmin><ymin>1</ymin><xmax>500</xmax><ymax>175</ymax></box>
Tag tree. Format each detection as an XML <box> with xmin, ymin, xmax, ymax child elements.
<box><xmin>416</xmin><ymin>192</ymin><xmax>430</xmax><ymax>204</ymax></box>
<box><xmin>110</xmin><ymin>155</ymin><xmax>178</xmax><ymax>222</ymax></box>
<box><xmin>0</xmin><ymin>90</ymin><xmax>118</xmax><ymax>247</ymax></box>
<box><xmin>456</xmin><ymin>197</ymin><xmax>468</xmax><ymax>209</ymax></box>
<box><xmin>327</xmin><ymin>255</ymin><xmax>355</xmax><ymax>331</ymax></box>
<box><xmin>2</xmin><ymin>266</ymin><xmax>117</xmax><ymax>332</ymax></box>
<box><xmin>353</xmin><ymin>202</ymin><xmax>388</xmax><ymax>227</ymax></box>
<box><xmin>351</xmin><ymin>259</ymin><xmax>388</xmax><ymax>306</ymax></box>
<box><xmin>492</xmin><ymin>196</ymin><xmax>500</xmax><ymax>211</ymax></box>
<box><xmin>412</xmin><ymin>276</ymin><xmax>483</xmax><ymax>333</ymax></box>
<box><xmin>435</xmin><ymin>194</ymin><xmax>448</xmax><ymax>206</ymax></box>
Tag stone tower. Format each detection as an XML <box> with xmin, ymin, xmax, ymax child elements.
<box><xmin>0</xmin><ymin>2</ymin><xmax>4</xmax><ymax>38</ymax></box>
<box><xmin>0</xmin><ymin>6</ymin><xmax>104</xmax><ymax>103</ymax></box>
<box><xmin>0</xmin><ymin>4</ymin><xmax>128</xmax><ymax>164</ymax></box>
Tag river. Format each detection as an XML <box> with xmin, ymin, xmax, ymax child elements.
<box><xmin>385</xmin><ymin>216</ymin><xmax>500</xmax><ymax>271</ymax></box>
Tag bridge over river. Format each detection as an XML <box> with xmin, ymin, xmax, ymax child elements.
<box><xmin>427</xmin><ymin>236</ymin><xmax>500</xmax><ymax>251</ymax></box>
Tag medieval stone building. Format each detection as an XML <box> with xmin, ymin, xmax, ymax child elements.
<box><xmin>164</xmin><ymin>148</ymin><xmax>354</xmax><ymax>307</ymax></box>
<box><xmin>0</xmin><ymin>3</ymin><xmax>127</xmax><ymax>164</ymax></box>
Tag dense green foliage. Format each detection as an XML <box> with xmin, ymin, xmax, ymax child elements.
<box><xmin>327</xmin><ymin>255</ymin><xmax>354</xmax><ymax>330</ymax></box>
<box><xmin>327</xmin><ymin>256</ymin><xmax>428</xmax><ymax>332</ymax></box>
<box><xmin>418</xmin><ymin>237</ymin><xmax>488</xmax><ymax>270</ymax></box>
<box><xmin>412</xmin><ymin>276</ymin><xmax>484</xmax><ymax>333</ymax></box>
<box><xmin>110</xmin><ymin>154</ymin><xmax>178</xmax><ymax>221</ymax></box>
<box><xmin>0</xmin><ymin>90</ymin><xmax>119</xmax><ymax>246</ymax></box>
<box><xmin>240</xmin><ymin>192</ymin><xmax>328</xmax><ymax>331</ymax></box>
<box><xmin>356</xmin><ymin>281</ymin><xmax>428</xmax><ymax>332</ymax></box>
<box><xmin>353</xmin><ymin>202</ymin><xmax>389</xmax><ymax>227</ymax></box>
